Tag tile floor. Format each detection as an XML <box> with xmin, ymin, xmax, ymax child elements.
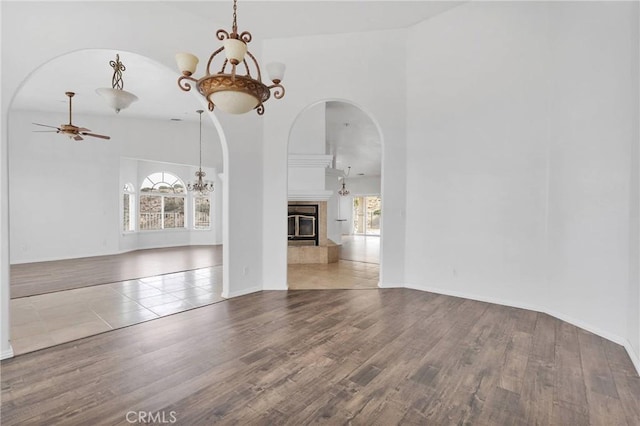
<box><xmin>287</xmin><ymin>260</ymin><xmax>380</xmax><ymax>290</ymax></box>
<box><xmin>10</xmin><ymin>266</ymin><xmax>223</xmax><ymax>355</ymax></box>
<box><xmin>10</xmin><ymin>236</ymin><xmax>380</xmax><ymax>355</ymax></box>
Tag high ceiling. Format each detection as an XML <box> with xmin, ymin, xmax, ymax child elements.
<box><xmin>7</xmin><ymin>1</ymin><xmax>462</xmax><ymax>175</ymax></box>
<box><xmin>326</xmin><ymin>102</ymin><xmax>381</xmax><ymax>177</ymax></box>
<box><xmin>8</xmin><ymin>1</ymin><xmax>462</xmax><ymax>121</ymax></box>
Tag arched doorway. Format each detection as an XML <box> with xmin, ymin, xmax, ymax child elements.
<box><xmin>286</xmin><ymin>100</ymin><xmax>383</xmax><ymax>289</ymax></box>
<box><xmin>4</xmin><ymin>49</ymin><xmax>231</xmax><ymax>355</ymax></box>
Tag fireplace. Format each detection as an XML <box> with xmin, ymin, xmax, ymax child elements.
<box><xmin>288</xmin><ymin>204</ymin><xmax>319</xmax><ymax>246</ymax></box>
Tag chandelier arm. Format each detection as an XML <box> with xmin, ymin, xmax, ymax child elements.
<box><xmin>268</xmin><ymin>83</ymin><xmax>285</xmax><ymax>99</ymax></box>
<box><xmin>221</xmin><ymin>59</ymin><xmax>229</xmax><ymax>74</ymax></box>
<box><xmin>256</xmin><ymin>104</ymin><xmax>265</xmax><ymax>115</ymax></box>
<box><xmin>216</xmin><ymin>29</ymin><xmax>230</xmax><ymax>41</ymax></box>
<box><xmin>239</xmin><ymin>31</ymin><xmax>252</xmax><ymax>43</ymax></box>
<box><xmin>206</xmin><ymin>46</ymin><xmax>225</xmax><ymax>75</ymax></box>
<box><xmin>208</xmin><ymin>101</ymin><xmax>215</xmax><ymax>112</ymax></box>
<box><xmin>245</xmin><ymin>51</ymin><xmax>262</xmax><ymax>82</ymax></box>
<box><xmin>241</xmin><ymin>58</ymin><xmax>251</xmax><ymax>78</ymax></box>
<box><xmin>178</xmin><ymin>75</ymin><xmax>197</xmax><ymax>92</ymax></box>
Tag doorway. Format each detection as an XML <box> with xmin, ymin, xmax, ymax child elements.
<box><xmin>286</xmin><ymin>100</ymin><xmax>382</xmax><ymax>289</ymax></box>
<box><xmin>353</xmin><ymin>196</ymin><xmax>381</xmax><ymax>236</ymax></box>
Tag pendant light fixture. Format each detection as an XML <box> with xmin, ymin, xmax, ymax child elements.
<box><xmin>338</xmin><ymin>166</ymin><xmax>351</xmax><ymax>196</ymax></box>
<box><xmin>96</xmin><ymin>54</ymin><xmax>138</xmax><ymax>113</ymax></box>
<box><xmin>187</xmin><ymin>110</ymin><xmax>214</xmax><ymax>195</ymax></box>
<box><xmin>175</xmin><ymin>0</ymin><xmax>285</xmax><ymax>115</ymax></box>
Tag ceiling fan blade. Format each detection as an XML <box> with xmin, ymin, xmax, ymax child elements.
<box><xmin>82</xmin><ymin>132</ymin><xmax>111</xmax><ymax>140</ymax></box>
<box><xmin>32</xmin><ymin>130</ymin><xmax>58</xmax><ymax>133</ymax></box>
<box><xmin>76</xmin><ymin>127</ymin><xmax>91</xmax><ymax>132</ymax></box>
<box><xmin>33</xmin><ymin>123</ymin><xmax>60</xmax><ymax>130</ymax></box>
<box><xmin>73</xmin><ymin>135</ymin><xmax>84</xmax><ymax>141</ymax></box>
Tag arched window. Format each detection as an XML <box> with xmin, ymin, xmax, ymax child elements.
<box><xmin>139</xmin><ymin>172</ymin><xmax>186</xmax><ymax>230</ymax></box>
<box><xmin>123</xmin><ymin>183</ymin><xmax>135</xmax><ymax>232</ymax></box>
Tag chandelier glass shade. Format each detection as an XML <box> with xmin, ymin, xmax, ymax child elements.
<box><xmin>175</xmin><ymin>0</ymin><xmax>285</xmax><ymax>115</ymax></box>
<box><xmin>96</xmin><ymin>54</ymin><xmax>138</xmax><ymax>113</ymax></box>
<box><xmin>187</xmin><ymin>110</ymin><xmax>214</xmax><ymax>195</ymax></box>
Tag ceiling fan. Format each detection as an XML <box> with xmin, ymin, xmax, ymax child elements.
<box><xmin>33</xmin><ymin>92</ymin><xmax>111</xmax><ymax>141</ymax></box>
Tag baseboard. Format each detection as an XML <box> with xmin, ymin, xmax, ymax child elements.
<box><xmin>378</xmin><ymin>282</ymin><xmax>403</xmax><ymax>289</ymax></box>
<box><xmin>404</xmin><ymin>282</ymin><xmax>640</xmax><ymax>376</ymax></box>
<box><xmin>223</xmin><ymin>285</ymin><xmax>262</xmax><ymax>299</ymax></box>
<box><xmin>623</xmin><ymin>340</ymin><xmax>640</xmax><ymax>375</ymax></box>
<box><xmin>263</xmin><ymin>283</ymin><xmax>288</xmax><ymax>291</ymax></box>
<box><xmin>1</xmin><ymin>345</ymin><xmax>14</xmax><ymax>360</ymax></box>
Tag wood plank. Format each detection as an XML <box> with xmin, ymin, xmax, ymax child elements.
<box><xmin>10</xmin><ymin>245</ymin><xmax>222</xmax><ymax>298</ymax></box>
<box><xmin>1</xmin><ymin>289</ymin><xmax>638</xmax><ymax>425</ymax></box>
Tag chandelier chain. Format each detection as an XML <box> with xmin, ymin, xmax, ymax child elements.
<box><xmin>198</xmin><ymin>110</ymin><xmax>203</xmax><ymax>167</ymax></box>
<box><xmin>232</xmin><ymin>0</ymin><xmax>238</xmax><ymax>35</ymax></box>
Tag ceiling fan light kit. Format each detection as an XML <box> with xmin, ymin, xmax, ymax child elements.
<box><xmin>32</xmin><ymin>92</ymin><xmax>111</xmax><ymax>141</ymax></box>
<box><xmin>96</xmin><ymin>53</ymin><xmax>138</xmax><ymax>113</ymax></box>
<box><xmin>176</xmin><ymin>0</ymin><xmax>286</xmax><ymax>115</ymax></box>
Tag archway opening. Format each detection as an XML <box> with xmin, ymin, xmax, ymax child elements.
<box><xmin>4</xmin><ymin>48</ymin><xmax>231</xmax><ymax>355</ymax></box>
<box><xmin>286</xmin><ymin>100</ymin><xmax>383</xmax><ymax>289</ymax></box>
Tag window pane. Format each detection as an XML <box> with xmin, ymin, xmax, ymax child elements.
<box><xmin>123</xmin><ymin>194</ymin><xmax>131</xmax><ymax>231</ymax></box>
<box><xmin>164</xmin><ymin>196</ymin><xmax>185</xmax><ymax>229</ymax></box>
<box><xmin>140</xmin><ymin>195</ymin><xmax>162</xmax><ymax>230</ymax></box>
<box><xmin>194</xmin><ymin>197</ymin><xmax>210</xmax><ymax>229</ymax></box>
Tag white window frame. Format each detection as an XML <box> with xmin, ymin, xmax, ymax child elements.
<box><xmin>139</xmin><ymin>172</ymin><xmax>186</xmax><ymax>231</ymax></box>
<box><xmin>122</xmin><ymin>183</ymin><xmax>136</xmax><ymax>233</ymax></box>
<box><xmin>193</xmin><ymin>195</ymin><xmax>212</xmax><ymax>230</ymax></box>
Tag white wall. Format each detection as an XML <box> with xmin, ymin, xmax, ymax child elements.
<box><xmin>346</xmin><ymin>176</ymin><xmax>381</xmax><ymax>196</ymax></box>
<box><xmin>406</xmin><ymin>1</ymin><xmax>639</xmax><ymax>367</ymax></box>
<box><xmin>546</xmin><ymin>1</ymin><xmax>639</xmax><ymax>361</ymax></box>
<box><xmin>9</xmin><ymin>110</ymin><xmax>221</xmax><ymax>263</ymax></box>
<box><xmin>262</xmin><ymin>29</ymin><xmax>408</xmax><ymax>289</ymax></box>
<box><xmin>289</xmin><ymin>102</ymin><xmax>325</xmax><ymax>154</ymax></box>
<box><xmin>1</xmin><ymin>1</ymin><xmax>265</xmax><ymax>355</ymax></box>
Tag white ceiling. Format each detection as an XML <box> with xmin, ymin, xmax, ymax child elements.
<box><xmin>8</xmin><ymin>1</ymin><xmax>461</xmax><ymax>175</ymax></box>
<box><xmin>9</xmin><ymin>1</ymin><xmax>462</xmax><ymax>121</ymax></box>
<box><xmin>326</xmin><ymin>101</ymin><xmax>381</xmax><ymax>177</ymax></box>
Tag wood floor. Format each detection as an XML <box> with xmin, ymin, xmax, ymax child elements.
<box><xmin>10</xmin><ymin>245</ymin><xmax>222</xmax><ymax>298</ymax></box>
<box><xmin>2</xmin><ymin>289</ymin><xmax>638</xmax><ymax>425</ymax></box>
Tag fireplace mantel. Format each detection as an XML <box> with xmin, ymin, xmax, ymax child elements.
<box><xmin>288</xmin><ymin>189</ymin><xmax>333</xmax><ymax>201</ymax></box>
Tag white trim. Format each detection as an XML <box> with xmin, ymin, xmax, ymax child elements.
<box><xmin>404</xmin><ymin>282</ymin><xmax>640</xmax><ymax>376</ymax></box>
<box><xmin>222</xmin><ymin>285</ymin><xmax>262</xmax><ymax>299</ymax></box>
<box><xmin>288</xmin><ymin>189</ymin><xmax>334</xmax><ymax>201</ymax></box>
<box><xmin>1</xmin><ymin>346</ymin><xmax>14</xmax><ymax>360</ymax></box>
<box><xmin>288</xmin><ymin>154</ymin><xmax>333</xmax><ymax>168</ymax></box>
<box><xmin>378</xmin><ymin>281</ymin><xmax>403</xmax><ymax>288</ymax></box>
<box><xmin>263</xmin><ymin>282</ymin><xmax>288</xmax><ymax>291</ymax></box>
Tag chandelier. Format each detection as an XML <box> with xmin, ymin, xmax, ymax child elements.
<box><xmin>175</xmin><ymin>0</ymin><xmax>285</xmax><ymax>115</ymax></box>
<box><xmin>96</xmin><ymin>54</ymin><xmax>138</xmax><ymax>113</ymax></box>
<box><xmin>338</xmin><ymin>166</ymin><xmax>351</xmax><ymax>196</ymax></box>
<box><xmin>187</xmin><ymin>110</ymin><xmax>214</xmax><ymax>195</ymax></box>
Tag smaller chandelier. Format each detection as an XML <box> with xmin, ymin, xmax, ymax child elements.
<box><xmin>175</xmin><ymin>0</ymin><xmax>285</xmax><ymax>115</ymax></box>
<box><xmin>338</xmin><ymin>166</ymin><xmax>351</xmax><ymax>196</ymax></box>
<box><xmin>187</xmin><ymin>110</ymin><xmax>214</xmax><ymax>195</ymax></box>
<box><xmin>96</xmin><ymin>54</ymin><xmax>138</xmax><ymax>113</ymax></box>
